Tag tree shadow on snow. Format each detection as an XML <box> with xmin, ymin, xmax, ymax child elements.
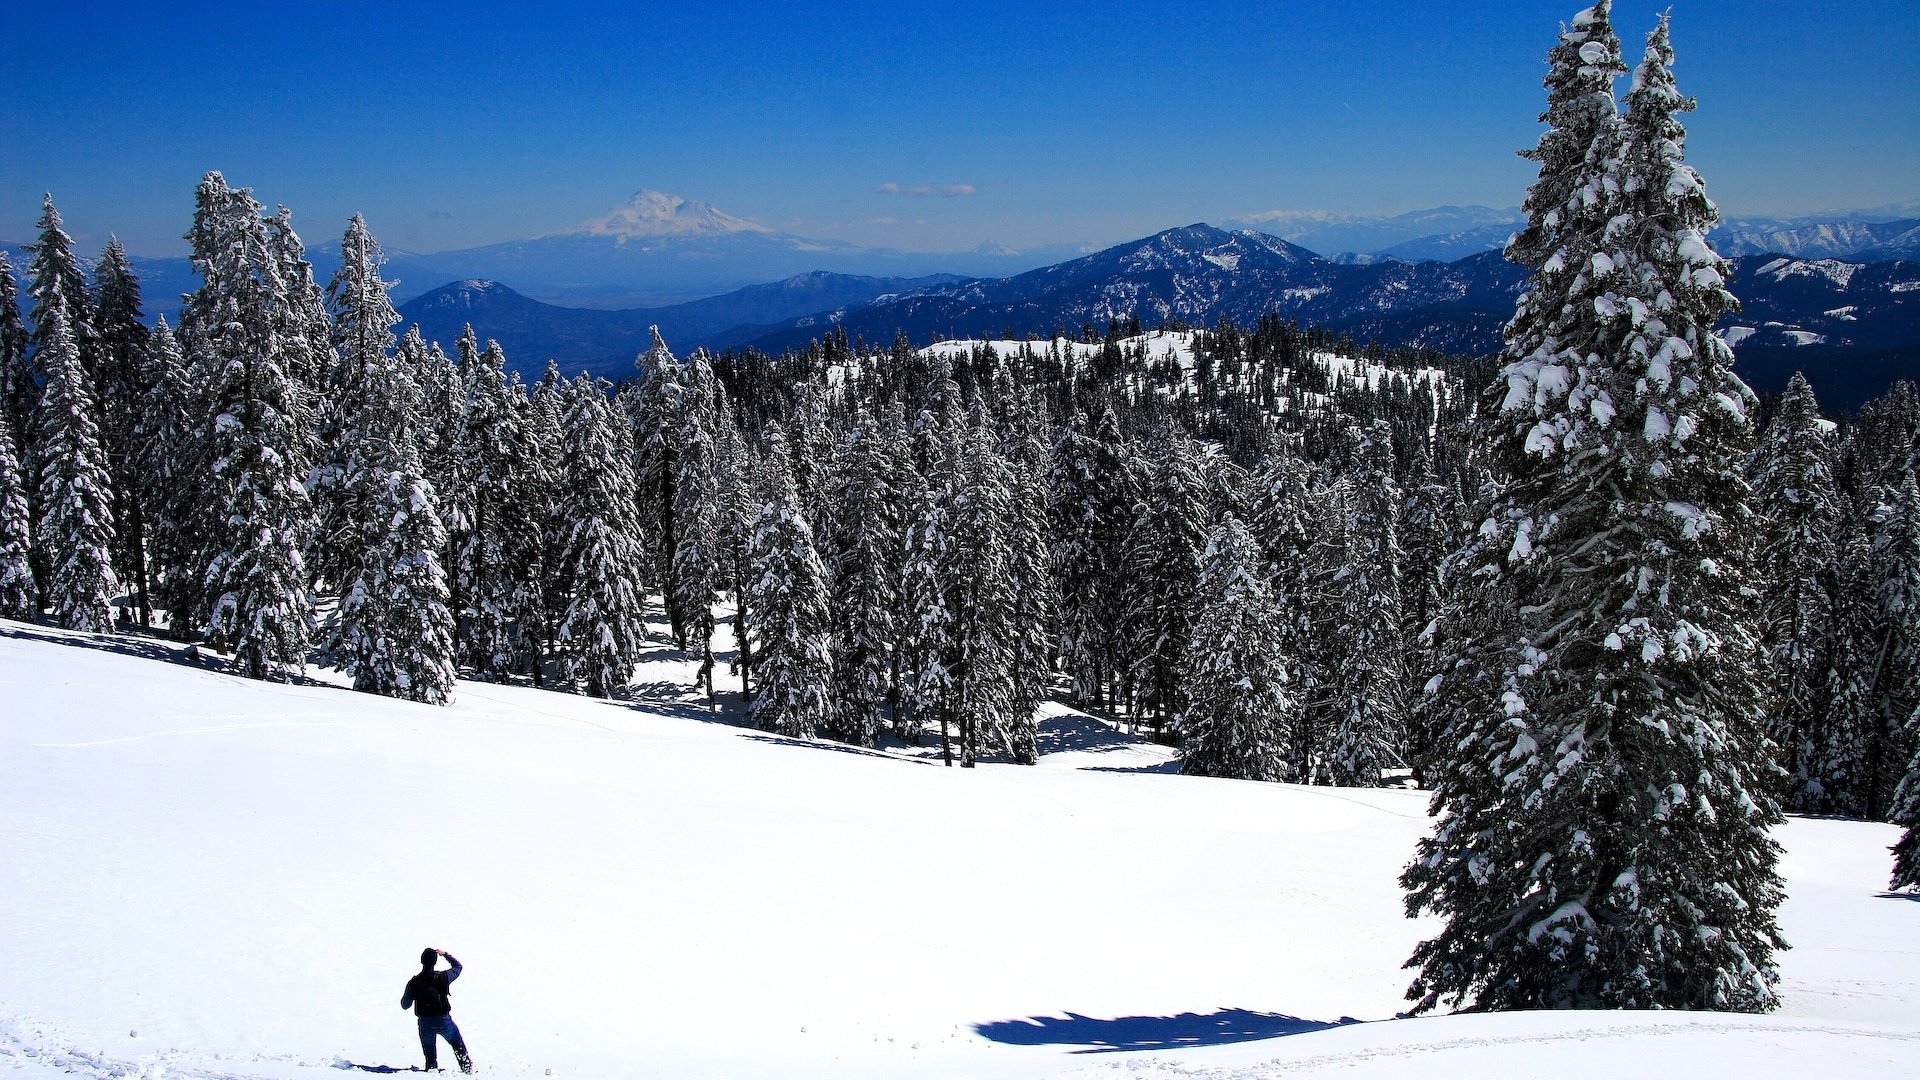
<box><xmin>974</xmin><ymin>1008</ymin><xmax>1360</xmax><ymax>1053</ymax></box>
<box><xmin>331</xmin><ymin>1062</ymin><xmax>422</xmax><ymax>1073</ymax></box>
<box><xmin>0</xmin><ymin>621</ymin><xmax>328</xmax><ymax>686</ymax></box>
<box><xmin>1877</xmin><ymin>891</ymin><xmax>1920</xmax><ymax>903</ymax></box>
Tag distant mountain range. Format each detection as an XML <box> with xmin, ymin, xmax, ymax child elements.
<box><xmin>5</xmin><ymin>193</ymin><xmax>1917</xmax><ymax>407</ymax></box>
<box><xmin>396</xmin><ymin>270</ymin><xmax>961</xmax><ymax>379</ymax></box>
<box><xmin>1228</xmin><ymin>203</ymin><xmax>1920</xmax><ymax>264</ymax></box>
<box><xmin>394</xmin><ymin>222</ymin><xmax>1917</xmax><ymax>411</ymax></box>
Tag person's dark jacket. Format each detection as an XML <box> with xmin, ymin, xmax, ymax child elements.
<box><xmin>401</xmin><ymin>955</ymin><xmax>462</xmax><ymax>1018</ymax></box>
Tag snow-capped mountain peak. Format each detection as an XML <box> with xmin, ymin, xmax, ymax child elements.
<box><xmin>568</xmin><ymin>190</ymin><xmax>775</xmax><ymax>239</ymax></box>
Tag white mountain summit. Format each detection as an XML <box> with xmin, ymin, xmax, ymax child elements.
<box><xmin>568</xmin><ymin>189</ymin><xmax>775</xmax><ymax>240</ymax></box>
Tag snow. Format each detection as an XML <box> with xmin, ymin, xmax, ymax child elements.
<box><xmin>1762</xmin><ymin>259</ymin><xmax>1863</xmax><ymax>290</ymax></box>
<box><xmin>2</xmin><ymin>620</ymin><xmax>1917</xmax><ymax>1080</ymax></box>
<box><xmin>1783</xmin><ymin>330</ymin><xmax>1828</xmax><ymax>346</ymax></box>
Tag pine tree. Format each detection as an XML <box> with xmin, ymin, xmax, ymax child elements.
<box><xmin>1325</xmin><ymin>422</ymin><xmax>1407</xmax><ymax>787</ymax></box>
<box><xmin>1402</xmin><ymin>10</ymin><xmax>1785</xmax><ymax>1014</ymax></box>
<box><xmin>1864</xmin><ymin>475</ymin><xmax>1920</xmax><ymax>818</ymax></box>
<box><xmin>1120</xmin><ymin>428</ymin><xmax>1212</xmax><ymax>737</ymax></box>
<box><xmin>135</xmin><ymin>318</ymin><xmax>207</xmax><ymax>637</ymax></box>
<box><xmin>312</xmin><ymin>213</ymin><xmax>404</xmax><ymax>596</ymax></box>
<box><xmin>92</xmin><ymin>238</ymin><xmax>152</xmax><ymax>624</ymax></box>
<box><xmin>188</xmin><ymin>172</ymin><xmax>316</xmax><ymax>680</ymax></box>
<box><xmin>670</xmin><ymin>350</ymin><xmax>727</xmax><ymax>696</ymax></box>
<box><xmin>453</xmin><ymin>336</ymin><xmax>541</xmax><ymax>679</ymax></box>
<box><xmin>33</xmin><ymin>302</ymin><xmax>118</xmax><ymax>632</ymax></box>
<box><xmin>747</xmin><ymin>429</ymin><xmax>834</xmax><ymax>738</ymax></box>
<box><xmin>629</xmin><ymin>328</ymin><xmax>690</xmax><ymax>641</ymax></box>
<box><xmin>824</xmin><ymin>413</ymin><xmax>903</xmax><ymax>746</ymax></box>
<box><xmin>554</xmin><ymin>376</ymin><xmax>649</xmax><ymax>697</ymax></box>
<box><xmin>0</xmin><ymin>253</ymin><xmax>31</xmax><ymax>456</ymax></box>
<box><xmin>942</xmin><ymin>418</ymin><xmax>1021</xmax><ymax>766</ymax></box>
<box><xmin>327</xmin><ymin>236</ymin><xmax>455</xmax><ymax>704</ymax></box>
<box><xmin>0</xmin><ymin>412</ymin><xmax>36</xmax><ymax>620</ymax></box>
<box><xmin>1178</xmin><ymin>514</ymin><xmax>1294</xmax><ymax>780</ymax></box>
<box><xmin>23</xmin><ymin>195</ymin><xmax>98</xmax><ymax>599</ymax></box>
<box><xmin>1750</xmin><ymin>372</ymin><xmax>1845</xmax><ymax>811</ymax></box>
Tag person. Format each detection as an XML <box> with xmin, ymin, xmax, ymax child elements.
<box><xmin>401</xmin><ymin>947</ymin><xmax>472</xmax><ymax>1073</ymax></box>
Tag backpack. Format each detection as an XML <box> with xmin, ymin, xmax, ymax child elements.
<box><xmin>413</xmin><ymin>971</ymin><xmax>452</xmax><ymax>1016</ymax></box>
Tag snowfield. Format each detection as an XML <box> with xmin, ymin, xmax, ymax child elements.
<box><xmin>2</xmin><ymin>620</ymin><xmax>1915</xmax><ymax>1079</ymax></box>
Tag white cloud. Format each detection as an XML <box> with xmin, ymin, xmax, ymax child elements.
<box><xmin>876</xmin><ymin>181</ymin><xmax>978</xmax><ymax>198</ymax></box>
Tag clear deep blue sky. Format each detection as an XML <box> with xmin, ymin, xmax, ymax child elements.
<box><xmin>2</xmin><ymin>0</ymin><xmax>1914</xmax><ymax>257</ymax></box>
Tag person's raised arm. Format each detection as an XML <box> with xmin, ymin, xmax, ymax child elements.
<box><xmin>441</xmin><ymin>950</ymin><xmax>462</xmax><ymax>983</ymax></box>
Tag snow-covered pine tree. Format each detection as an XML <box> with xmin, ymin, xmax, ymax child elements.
<box><xmin>1001</xmin><ymin>408</ymin><xmax>1057</xmax><ymax>765</ymax></box>
<box><xmin>746</xmin><ymin>427</ymin><xmax>833</xmax><ymax>738</ymax></box>
<box><xmin>711</xmin><ymin>402</ymin><xmax>759</xmax><ymax>698</ymax></box>
<box><xmin>23</xmin><ymin>195</ymin><xmax>99</xmax><ymax>598</ymax></box>
<box><xmin>942</xmin><ymin>416</ymin><xmax>1021</xmax><ymax>767</ymax></box>
<box><xmin>1120</xmin><ymin>428</ymin><xmax>1212</xmax><ymax>738</ymax></box>
<box><xmin>1400</xmin><ymin>440</ymin><xmax>1466</xmax><ymax>781</ymax></box>
<box><xmin>312</xmin><ymin>213</ymin><xmax>404</xmax><ymax>596</ymax></box>
<box><xmin>520</xmin><ymin>361</ymin><xmax>567</xmax><ymax>686</ymax></box>
<box><xmin>92</xmin><ymin>238</ymin><xmax>152</xmax><ymax>624</ymax></box>
<box><xmin>554</xmin><ymin>375</ymin><xmax>649</xmax><ymax>698</ymax></box>
<box><xmin>670</xmin><ymin>350</ymin><xmax>726</xmax><ymax>695</ymax></box>
<box><xmin>823</xmin><ymin>412</ymin><xmax>903</xmax><ymax>746</ymax></box>
<box><xmin>0</xmin><ymin>412</ymin><xmax>36</xmax><ymax>620</ymax></box>
<box><xmin>1864</xmin><ymin>474</ymin><xmax>1920</xmax><ymax>818</ymax></box>
<box><xmin>1051</xmin><ymin>407</ymin><xmax>1131</xmax><ymax>709</ymax></box>
<box><xmin>332</xmin><ymin>339</ymin><xmax>454</xmax><ymax>703</ymax></box>
<box><xmin>1750</xmin><ymin>372</ymin><xmax>1845</xmax><ymax>811</ymax></box>
<box><xmin>0</xmin><ymin>253</ymin><xmax>32</xmax><ymax>455</ymax></box>
<box><xmin>32</xmin><ymin>301</ymin><xmax>117</xmax><ymax>633</ymax></box>
<box><xmin>1178</xmin><ymin>513</ymin><xmax>1294</xmax><ymax>780</ymax></box>
<box><xmin>1246</xmin><ymin>448</ymin><xmax>1320</xmax><ymax>779</ymax></box>
<box><xmin>1402</xmin><ymin>10</ymin><xmax>1785</xmax><ymax>1014</ymax></box>
<box><xmin>1324</xmin><ymin>421</ymin><xmax>1407</xmax><ymax>787</ymax></box>
<box><xmin>186</xmin><ymin>172</ymin><xmax>317</xmax><ymax>680</ymax></box>
<box><xmin>629</xmin><ymin>327</ymin><xmax>690</xmax><ymax>641</ymax></box>
<box><xmin>453</xmin><ymin>336</ymin><xmax>541</xmax><ymax>679</ymax></box>
<box><xmin>134</xmin><ymin>317</ymin><xmax>207</xmax><ymax>638</ymax></box>
<box><xmin>263</xmin><ymin>206</ymin><xmax>328</xmax><ymax>480</ymax></box>
<box><xmin>24</xmin><ymin>195</ymin><xmax>95</xmax><ymax>387</ymax></box>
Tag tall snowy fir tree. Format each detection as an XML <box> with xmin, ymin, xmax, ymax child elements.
<box><xmin>629</xmin><ymin>328</ymin><xmax>690</xmax><ymax>641</ymax></box>
<box><xmin>185</xmin><ymin>172</ymin><xmax>316</xmax><ymax>681</ymax></box>
<box><xmin>312</xmin><ymin>213</ymin><xmax>404</xmax><ymax>595</ymax></box>
<box><xmin>1750</xmin><ymin>372</ymin><xmax>1847</xmax><ymax>811</ymax></box>
<box><xmin>1324</xmin><ymin>422</ymin><xmax>1407</xmax><ymax>787</ymax></box>
<box><xmin>322</xmin><ymin>217</ymin><xmax>455</xmax><ymax>704</ymax></box>
<box><xmin>1403</xmin><ymin>9</ymin><xmax>1786</xmax><ymax>1014</ymax></box>
<box><xmin>824</xmin><ymin>413</ymin><xmax>903</xmax><ymax>746</ymax></box>
<box><xmin>91</xmin><ymin>238</ymin><xmax>152</xmax><ymax>624</ymax></box>
<box><xmin>746</xmin><ymin>429</ymin><xmax>834</xmax><ymax>739</ymax></box>
<box><xmin>1863</xmin><ymin>475</ymin><xmax>1920</xmax><ymax>818</ymax></box>
<box><xmin>1121</xmin><ymin>428</ymin><xmax>1212</xmax><ymax>737</ymax></box>
<box><xmin>553</xmin><ymin>375</ymin><xmax>648</xmax><ymax>698</ymax></box>
<box><xmin>669</xmin><ymin>350</ymin><xmax>727</xmax><ymax>694</ymax></box>
<box><xmin>453</xmin><ymin>335</ymin><xmax>541</xmax><ymax>679</ymax></box>
<box><xmin>0</xmin><ymin>412</ymin><xmax>37</xmax><ymax>620</ymax></box>
<box><xmin>1178</xmin><ymin>514</ymin><xmax>1294</xmax><ymax>780</ymax></box>
<box><xmin>0</xmin><ymin>252</ymin><xmax>32</xmax><ymax>458</ymax></box>
<box><xmin>335</xmin><ymin>363</ymin><xmax>456</xmax><ymax>706</ymax></box>
<box><xmin>32</xmin><ymin>302</ymin><xmax>117</xmax><ymax>633</ymax></box>
<box><xmin>135</xmin><ymin>318</ymin><xmax>209</xmax><ymax>638</ymax></box>
<box><xmin>23</xmin><ymin>195</ymin><xmax>98</xmax><ymax>597</ymax></box>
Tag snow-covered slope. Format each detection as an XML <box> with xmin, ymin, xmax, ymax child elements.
<box><xmin>1</xmin><ymin>621</ymin><xmax>1915</xmax><ymax>1080</ymax></box>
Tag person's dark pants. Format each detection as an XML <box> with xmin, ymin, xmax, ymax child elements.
<box><xmin>416</xmin><ymin>1014</ymin><xmax>469</xmax><ymax>1071</ymax></box>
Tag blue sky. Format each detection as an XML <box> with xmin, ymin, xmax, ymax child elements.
<box><xmin>2</xmin><ymin>0</ymin><xmax>1914</xmax><ymax>257</ymax></box>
